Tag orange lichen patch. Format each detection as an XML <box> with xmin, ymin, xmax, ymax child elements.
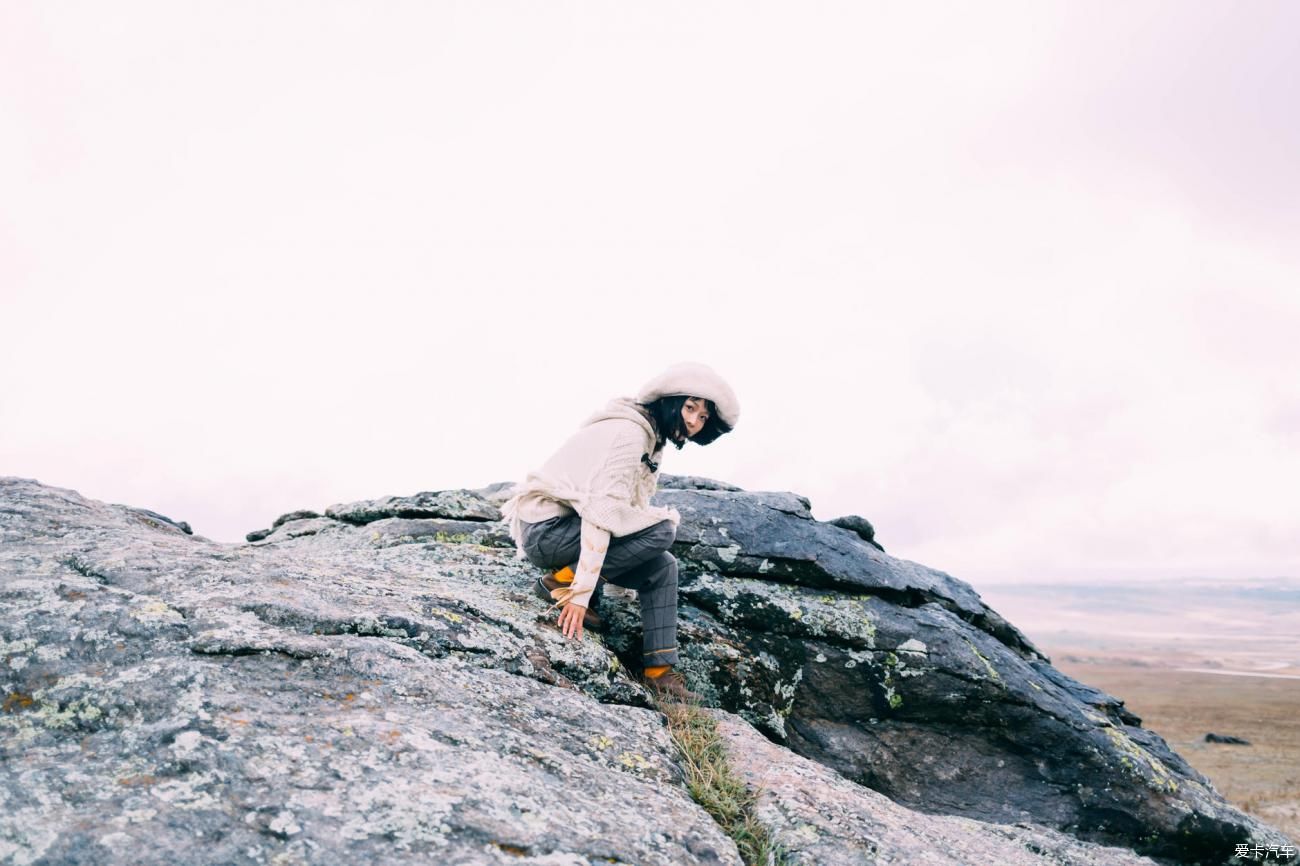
<box><xmin>117</xmin><ymin>774</ymin><xmax>157</xmax><ymax>787</ymax></box>
<box><xmin>320</xmin><ymin>691</ymin><xmax>361</xmax><ymax>705</ymax></box>
<box><xmin>2</xmin><ymin>692</ymin><xmax>34</xmax><ymax>713</ymax></box>
<box><xmin>491</xmin><ymin>841</ymin><xmax>529</xmax><ymax>856</ymax></box>
<box><xmin>382</xmin><ymin>729</ymin><xmax>401</xmax><ymax>744</ymax></box>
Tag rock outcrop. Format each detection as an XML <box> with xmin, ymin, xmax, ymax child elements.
<box><xmin>0</xmin><ymin>476</ymin><xmax>1290</xmax><ymax>865</ymax></box>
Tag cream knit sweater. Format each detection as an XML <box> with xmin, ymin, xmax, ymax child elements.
<box><xmin>500</xmin><ymin>397</ymin><xmax>680</xmax><ymax>608</ymax></box>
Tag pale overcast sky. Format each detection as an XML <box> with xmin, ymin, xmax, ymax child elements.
<box><xmin>3</xmin><ymin>2</ymin><xmax>1298</xmax><ymax>587</ymax></box>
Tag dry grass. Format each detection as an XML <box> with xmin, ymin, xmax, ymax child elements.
<box><xmin>657</xmin><ymin>697</ymin><xmax>786</xmax><ymax>866</ymax></box>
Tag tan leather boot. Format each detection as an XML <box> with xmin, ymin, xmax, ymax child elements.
<box><xmin>640</xmin><ymin>668</ymin><xmax>700</xmax><ymax>703</ymax></box>
<box><xmin>534</xmin><ymin>575</ymin><xmax>603</xmax><ymax>631</ymax></box>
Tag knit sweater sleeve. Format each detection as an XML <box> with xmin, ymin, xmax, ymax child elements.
<box><xmin>559</xmin><ymin>519</ymin><xmax>609</xmax><ymax>609</ymax></box>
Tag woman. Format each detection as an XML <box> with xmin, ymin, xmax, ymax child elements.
<box><xmin>500</xmin><ymin>361</ymin><xmax>740</xmax><ymax>702</ymax></box>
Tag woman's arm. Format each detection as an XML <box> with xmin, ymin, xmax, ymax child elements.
<box><xmin>564</xmin><ymin>519</ymin><xmax>610</xmax><ymax>609</ymax></box>
<box><xmin>553</xmin><ymin>520</ymin><xmax>608</xmax><ymax>639</ymax></box>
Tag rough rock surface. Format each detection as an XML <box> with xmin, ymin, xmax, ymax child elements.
<box><xmin>0</xmin><ymin>479</ymin><xmax>733</xmax><ymax>866</ymax></box>
<box><xmin>711</xmin><ymin>710</ymin><xmax>1159</xmax><ymax>866</ymax></box>
<box><xmin>1</xmin><ymin>476</ymin><xmax>1290</xmax><ymax>866</ymax></box>
<box><xmin>325</xmin><ymin>491</ymin><xmax>501</xmax><ymax>526</ymax></box>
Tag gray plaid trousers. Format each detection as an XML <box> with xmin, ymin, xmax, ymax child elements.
<box><xmin>520</xmin><ymin>515</ymin><xmax>679</xmax><ymax>668</ymax></box>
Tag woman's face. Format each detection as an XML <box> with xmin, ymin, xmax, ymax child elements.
<box><xmin>678</xmin><ymin>396</ymin><xmax>711</xmax><ymax>442</ymax></box>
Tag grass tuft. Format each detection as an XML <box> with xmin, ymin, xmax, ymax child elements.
<box><xmin>657</xmin><ymin>698</ymin><xmax>787</xmax><ymax>866</ymax></box>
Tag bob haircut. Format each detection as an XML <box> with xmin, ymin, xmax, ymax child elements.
<box><xmin>640</xmin><ymin>395</ymin><xmax>733</xmax><ymax>449</ymax></box>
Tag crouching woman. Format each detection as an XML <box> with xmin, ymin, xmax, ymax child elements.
<box><xmin>499</xmin><ymin>362</ymin><xmax>740</xmax><ymax>702</ymax></box>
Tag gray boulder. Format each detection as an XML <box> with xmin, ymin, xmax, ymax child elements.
<box><xmin>121</xmin><ymin>506</ymin><xmax>194</xmax><ymax>536</ymax></box>
<box><xmin>827</xmin><ymin>513</ymin><xmax>884</xmax><ymax>551</ymax></box>
<box><xmin>642</xmin><ymin>482</ymin><xmax>1289</xmax><ymax>865</ymax></box>
<box><xmin>658</xmin><ymin>474</ymin><xmax>745</xmax><ymax>492</ymax></box>
<box><xmin>0</xmin><ymin>476</ymin><xmax>1290</xmax><ymax>866</ymax></box>
<box><xmin>325</xmin><ymin>490</ymin><xmax>501</xmax><ymax>525</ymax></box>
<box><xmin>245</xmin><ymin>510</ymin><xmax>323</xmax><ymax>542</ymax></box>
<box><xmin>470</xmin><ymin>481</ymin><xmax>521</xmax><ymax>506</ymax></box>
<box><xmin>272</xmin><ymin>509</ymin><xmax>322</xmax><ymax>528</ymax></box>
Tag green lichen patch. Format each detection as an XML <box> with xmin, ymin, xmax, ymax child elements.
<box><xmin>962</xmin><ymin>637</ymin><xmax>1002</xmax><ymax>683</ymax></box>
<box><xmin>428</xmin><ymin>608</ymin><xmax>464</xmax><ymax>625</ymax></box>
<box><xmin>1104</xmin><ymin>726</ymin><xmax>1180</xmax><ymax>795</ymax></box>
<box><xmin>617</xmin><ymin>751</ymin><xmax>653</xmax><ymax>772</ymax></box>
<box><xmin>683</xmin><ymin>575</ymin><xmax>878</xmax><ymax>648</ymax></box>
<box><xmin>13</xmin><ymin>693</ymin><xmax>107</xmax><ymax>730</ymax></box>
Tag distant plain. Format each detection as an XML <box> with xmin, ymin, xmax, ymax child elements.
<box><xmin>979</xmin><ymin>578</ymin><xmax>1300</xmax><ymax>844</ymax></box>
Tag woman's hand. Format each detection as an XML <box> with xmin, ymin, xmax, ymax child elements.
<box><xmin>557</xmin><ymin>601</ymin><xmax>587</xmax><ymax>640</ymax></box>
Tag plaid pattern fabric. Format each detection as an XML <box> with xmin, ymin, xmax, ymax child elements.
<box><xmin>521</xmin><ymin>515</ymin><xmax>679</xmax><ymax>667</ymax></box>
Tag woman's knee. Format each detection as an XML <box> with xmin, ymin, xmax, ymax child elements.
<box><xmin>525</xmin><ymin>518</ymin><xmax>579</xmax><ymax>569</ymax></box>
<box><xmin>521</xmin><ymin>531</ymin><xmax>550</xmax><ymax>569</ymax></box>
<box><xmin>659</xmin><ymin>552</ymin><xmax>678</xmax><ymax>589</ymax></box>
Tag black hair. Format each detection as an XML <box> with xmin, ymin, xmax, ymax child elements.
<box><xmin>640</xmin><ymin>395</ymin><xmax>732</xmax><ymax>450</ymax></box>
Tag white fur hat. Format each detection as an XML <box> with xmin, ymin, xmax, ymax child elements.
<box><xmin>636</xmin><ymin>362</ymin><xmax>740</xmax><ymax>431</ymax></box>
